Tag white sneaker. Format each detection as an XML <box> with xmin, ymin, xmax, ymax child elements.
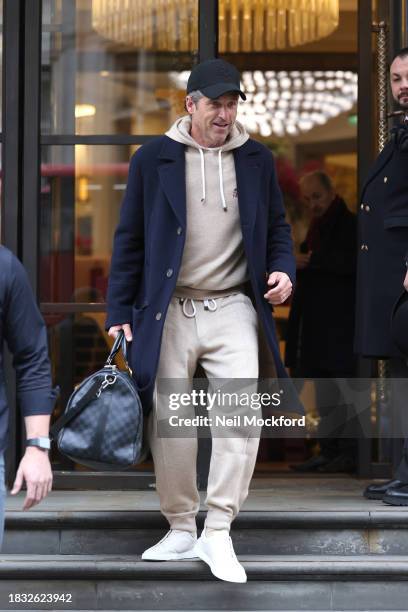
<box><xmin>194</xmin><ymin>529</ymin><xmax>247</xmax><ymax>583</ymax></box>
<box><xmin>142</xmin><ymin>530</ymin><xmax>198</xmax><ymax>561</ymax></box>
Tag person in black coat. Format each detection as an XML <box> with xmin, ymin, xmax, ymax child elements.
<box><xmin>0</xmin><ymin>246</ymin><xmax>56</xmax><ymax>549</ymax></box>
<box><xmin>285</xmin><ymin>171</ymin><xmax>358</xmax><ymax>472</ymax></box>
<box><xmin>356</xmin><ymin>48</ymin><xmax>408</xmax><ymax>505</ymax></box>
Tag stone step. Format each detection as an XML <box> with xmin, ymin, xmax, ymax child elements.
<box><xmin>4</xmin><ymin>510</ymin><xmax>408</xmax><ymax>556</ymax></box>
<box><xmin>1</xmin><ymin>555</ymin><xmax>408</xmax><ymax>610</ymax></box>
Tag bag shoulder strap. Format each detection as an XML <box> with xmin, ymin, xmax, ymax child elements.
<box><xmin>49</xmin><ymin>378</ymin><xmax>101</xmax><ymax>440</ymax></box>
<box><xmin>50</xmin><ymin>331</ymin><xmax>130</xmax><ymax>441</ymax></box>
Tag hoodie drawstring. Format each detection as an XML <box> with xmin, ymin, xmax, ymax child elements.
<box><xmin>218</xmin><ymin>149</ymin><xmax>227</xmax><ymax>211</ymax></box>
<box><xmin>199</xmin><ymin>149</ymin><xmax>206</xmax><ymax>203</ymax></box>
<box><xmin>199</xmin><ymin>148</ymin><xmax>227</xmax><ymax>211</ymax></box>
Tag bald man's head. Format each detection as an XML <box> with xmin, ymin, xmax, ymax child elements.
<box><xmin>300</xmin><ymin>171</ymin><xmax>335</xmax><ymax>218</ymax></box>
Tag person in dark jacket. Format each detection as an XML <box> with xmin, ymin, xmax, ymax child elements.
<box><xmin>106</xmin><ymin>59</ymin><xmax>296</xmax><ymax>583</ymax></box>
<box><xmin>285</xmin><ymin>171</ymin><xmax>358</xmax><ymax>473</ymax></box>
<box><xmin>0</xmin><ymin>246</ymin><xmax>56</xmax><ymax>549</ymax></box>
<box><xmin>356</xmin><ymin>48</ymin><xmax>408</xmax><ymax>505</ymax></box>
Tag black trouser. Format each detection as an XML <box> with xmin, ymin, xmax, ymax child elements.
<box><xmin>389</xmin><ymin>358</ymin><xmax>408</xmax><ymax>481</ymax></box>
<box><xmin>299</xmin><ymin>368</ymin><xmax>359</xmax><ymax>460</ymax></box>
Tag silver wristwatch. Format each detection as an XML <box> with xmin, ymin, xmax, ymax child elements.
<box><xmin>26</xmin><ymin>437</ymin><xmax>51</xmax><ymax>451</ymax></box>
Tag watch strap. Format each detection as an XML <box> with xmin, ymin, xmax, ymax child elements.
<box><xmin>26</xmin><ymin>437</ymin><xmax>51</xmax><ymax>450</ymax></box>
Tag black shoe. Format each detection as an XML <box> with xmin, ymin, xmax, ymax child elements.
<box><xmin>317</xmin><ymin>453</ymin><xmax>356</xmax><ymax>474</ymax></box>
<box><xmin>383</xmin><ymin>483</ymin><xmax>408</xmax><ymax>506</ymax></box>
<box><xmin>363</xmin><ymin>479</ymin><xmax>406</xmax><ymax>500</ymax></box>
<box><xmin>289</xmin><ymin>455</ymin><xmax>330</xmax><ymax>472</ymax></box>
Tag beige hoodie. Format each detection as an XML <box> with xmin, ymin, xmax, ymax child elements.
<box><xmin>165</xmin><ymin>115</ymin><xmax>250</xmax><ymax>291</ymax></box>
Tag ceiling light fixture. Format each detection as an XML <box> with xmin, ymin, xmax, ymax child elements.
<box><xmin>92</xmin><ymin>0</ymin><xmax>339</xmax><ymax>52</ymax></box>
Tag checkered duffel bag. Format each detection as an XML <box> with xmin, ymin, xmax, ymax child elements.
<box><xmin>50</xmin><ymin>330</ymin><xmax>143</xmax><ymax>470</ymax></box>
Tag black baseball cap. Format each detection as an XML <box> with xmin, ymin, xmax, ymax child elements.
<box><xmin>187</xmin><ymin>59</ymin><xmax>246</xmax><ymax>101</ymax></box>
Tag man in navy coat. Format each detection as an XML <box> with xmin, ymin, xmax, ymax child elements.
<box><xmin>355</xmin><ymin>48</ymin><xmax>408</xmax><ymax>505</ymax></box>
<box><xmin>107</xmin><ymin>59</ymin><xmax>296</xmax><ymax>582</ymax></box>
<box><xmin>0</xmin><ymin>246</ymin><xmax>56</xmax><ymax>549</ymax></box>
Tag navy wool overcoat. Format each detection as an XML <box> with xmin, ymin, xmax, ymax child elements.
<box><xmin>106</xmin><ymin>136</ymin><xmax>297</xmax><ymax>414</ymax></box>
<box><xmin>355</xmin><ymin>140</ymin><xmax>408</xmax><ymax>358</ymax></box>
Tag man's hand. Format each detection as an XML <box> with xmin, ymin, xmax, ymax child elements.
<box><xmin>264</xmin><ymin>272</ymin><xmax>293</xmax><ymax>305</ymax></box>
<box><xmin>296</xmin><ymin>251</ymin><xmax>312</xmax><ymax>270</ymax></box>
<box><xmin>404</xmin><ymin>269</ymin><xmax>408</xmax><ymax>292</ymax></box>
<box><xmin>10</xmin><ymin>447</ymin><xmax>53</xmax><ymax>510</ymax></box>
<box><xmin>108</xmin><ymin>323</ymin><xmax>132</xmax><ymax>342</ymax></box>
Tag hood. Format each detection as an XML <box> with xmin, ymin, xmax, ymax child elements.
<box><xmin>165</xmin><ymin>116</ymin><xmax>249</xmax><ymax>210</ymax></box>
<box><xmin>166</xmin><ymin>115</ymin><xmax>249</xmax><ymax>151</ymax></box>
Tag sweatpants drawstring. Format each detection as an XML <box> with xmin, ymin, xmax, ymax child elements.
<box><xmin>179</xmin><ymin>297</ymin><xmax>218</xmax><ymax>317</ymax></box>
<box><xmin>179</xmin><ymin>298</ymin><xmax>197</xmax><ymax>318</ymax></box>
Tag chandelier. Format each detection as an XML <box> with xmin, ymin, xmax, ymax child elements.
<box><xmin>219</xmin><ymin>0</ymin><xmax>339</xmax><ymax>51</ymax></box>
<box><xmin>92</xmin><ymin>1</ymin><xmax>339</xmax><ymax>53</ymax></box>
<box><xmin>172</xmin><ymin>69</ymin><xmax>358</xmax><ymax>137</ymax></box>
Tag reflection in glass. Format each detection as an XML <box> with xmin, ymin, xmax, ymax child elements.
<box><xmin>41</xmin><ymin>0</ymin><xmax>198</xmax><ymax>135</ymax></box>
<box><xmin>40</xmin><ymin>145</ymin><xmax>139</xmax><ymax>302</ymax></box>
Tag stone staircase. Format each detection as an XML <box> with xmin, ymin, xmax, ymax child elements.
<box><xmin>2</xmin><ymin>502</ymin><xmax>408</xmax><ymax>610</ymax></box>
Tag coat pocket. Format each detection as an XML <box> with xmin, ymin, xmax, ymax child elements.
<box><xmin>131</xmin><ymin>303</ymin><xmax>148</xmax><ymax>331</ymax></box>
<box><xmin>384</xmin><ymin>215</ymin><xmax>408</xmax><ymax>229</ymax></box>
<box><xmin>132</xmin><ymin>301</ymin><xmax>148</xmax><ymax>312</ymax></box>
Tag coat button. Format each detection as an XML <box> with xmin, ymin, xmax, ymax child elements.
<box><xmin>384</xmin><ymin>176</ymin><xmax>388</xmax><ymax>183</ymax></box>
<box><xmin>166</xmin><ymin>268</ymin><xmax>173</xmax><ymax>278</ymax></box>
<box><xmin>361</xmin><ymin>244</ymin><xmax>368</xmax><ymax>251</ymax></box>
<box><xmin>155</xmin><ymin>312</ymin><xmax>162</xmax><ymax>321</ymax></box>
<box><xmin>365</xmin><ymin>205</ymin><xmax>370</xmax><ymax>212</ymax></box>
<box><xmin>360</xmin><ymin>203</ymin><xmax>365</xmax><ymax>210</ymax></box>
<box><xmin>177</xmin><ymin>227</ymin><xmax>182</xmax><ymax>235</ymax></box>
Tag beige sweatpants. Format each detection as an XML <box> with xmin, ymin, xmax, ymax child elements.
<box><xmin>148</xmin><ymin>292</ymin><xmax>260</xmax><ymax>532</ymax></box>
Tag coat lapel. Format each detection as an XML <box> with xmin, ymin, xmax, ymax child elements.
<box><xmin>158</xmin><ymin>138</ymin><xmax>187</xmax><ymax>228</ymax></box>
<box><xmin>234</xmin><ymin>140</ymin><xmax>262</xmax><ymax>236</ymax></box>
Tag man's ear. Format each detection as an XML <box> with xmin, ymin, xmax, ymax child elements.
<box><xmin>185</xmin><ymin>96</ymin><xmax>195</xmax><ymax>115</ymax></box>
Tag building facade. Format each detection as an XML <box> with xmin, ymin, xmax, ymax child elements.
<box><xmin>1</xmin><ymin>0</ymin><xmax>407</xmax><ymax>487</ymax></box>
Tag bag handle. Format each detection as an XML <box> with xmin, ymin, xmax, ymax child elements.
<box><xmin>105</xmin><ymin>329</ymin><xmax>131</xmax><ymax>372</ymax></box>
